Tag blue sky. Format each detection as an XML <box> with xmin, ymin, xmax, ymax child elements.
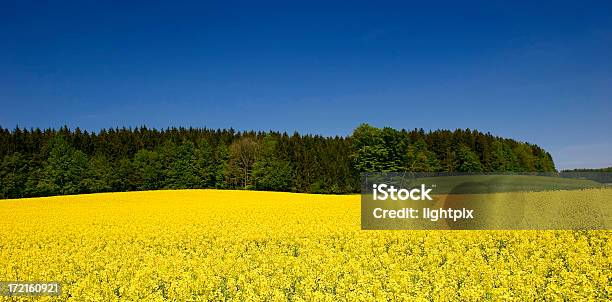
<box><xmin>1</xmin><ymin>1</ymin><xmax>611</xmax><ymax>169</ymax></box>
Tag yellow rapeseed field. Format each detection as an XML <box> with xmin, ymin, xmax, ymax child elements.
<box><xmin>0</xmin><ymin>189</ymin><xmax>610</xmax><ymax>301</ymax></box>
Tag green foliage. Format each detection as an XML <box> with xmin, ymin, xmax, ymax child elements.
<box><xmin>36</xmin><ymin>136</ymin><xmax>89</xmax><ymax>195</ymax></box>
<box><xmin>115</xmin><ymin>158</ymin><xmax>139</xmax><ymax>191</ymax></box>
<box><xmin>133</xmin><ymin>149</ymin><xmax>162</xmax><ymax>190</ymax></box>
<box><xmin>456</xmin><ymin>145</ymin><xmax>484</xmax><ymax>172</ymax></box>
<box><xmin>406</xmin><ymin>139</ymin><xmax>441</xmax><ymax>172</ymax></box>
<box><xmin>193</xmin><ymin>141</ymin><xmax>215</xmax><ymax>188</ymax></box>
<box><xmin>0</xmin><ymin>152</ymin><xmax>28</xmax><ymax>198</ymax></box>
<box><xmin>82</xmin><ymin>154</ymin><xmax>114</xmax><ymax>192</ymax></box>
<box><xmin>253</xmin><ymin>135</ymin><xmax>293</xmax><ymax>191</ymax></box>
<box><xmin>228</xmin><ymin>137</ymin><xmax>258</xmax><ymax>189</ymax></box>
<box><xmin>0</xmin><ymin>124</ymin><xmax>557</xmax><ymax>199</ymax></box>
<box><xmin>350</xmin><ymin>125</ymin><xmax>554</xmax><ymax>174</ymax></box>
<box><xmin>563</xmin><ymin>166</ymin><xmax>612</xmax><ymax>172</ymax></box>
<box><xmin>351</xmin><ymin>124</ymin><xmax>387</xmax><ymax>172</ymax></box>
<box><xmin>213</xmin><ymin>144</ymin><xmax>229</xmax><ymax>188</ymax></box>
<box><xmin>491</xmin><ymin>141</ymin><xmax>510</xmax><ymax>171</ymax></box>
<box><xmin>513</xmin><ymin>143</ymin><xmax>536</xmax><ymax>172</ymax></box>
<box><xmin>350</xmin><ymin>124</ymin><xmax>406</xmax><ymax>172</ymax></box>
<box><xmin>163</xmin><ymin>141</ymin><xmax>202</xmax><ymax>189</ymax></box>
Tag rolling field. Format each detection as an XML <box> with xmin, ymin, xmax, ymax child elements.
<box><xmin>1</xmin><ymin>189</ymin><xmax>611</xmax><ymax>301</ymax></box>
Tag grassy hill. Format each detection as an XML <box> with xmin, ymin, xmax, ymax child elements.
<box><xmin>370</xmin><ymin>174</ymin><xmax>604</xmax><ymax>195</ymax></box>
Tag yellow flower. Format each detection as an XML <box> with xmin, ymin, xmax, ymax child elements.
<box><xmin>0</xmin><ymin>189</ymin><xmax>610</xmax><ymax>301</ymax></box>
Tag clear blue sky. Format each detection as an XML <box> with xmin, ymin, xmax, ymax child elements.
<box><xmin>1</xmin><ymin>1</ymin><xmax>611</xmax><ymax>169</ymax></box>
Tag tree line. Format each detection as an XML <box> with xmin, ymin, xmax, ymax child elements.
<box><xmin>0</xmin><ymin>124</ymin><xmax>556</xmax><ymax>199</ymax></box>
<box><xmin>562</xmin><ymin>167</ymin><xmax>612</xmax><ymax>172</ymax></box>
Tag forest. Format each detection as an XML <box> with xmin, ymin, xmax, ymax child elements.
<box><xmin>0</xmin><ymin>124</ymin><xmax>556</xmax><ymax>199</ymax></box>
